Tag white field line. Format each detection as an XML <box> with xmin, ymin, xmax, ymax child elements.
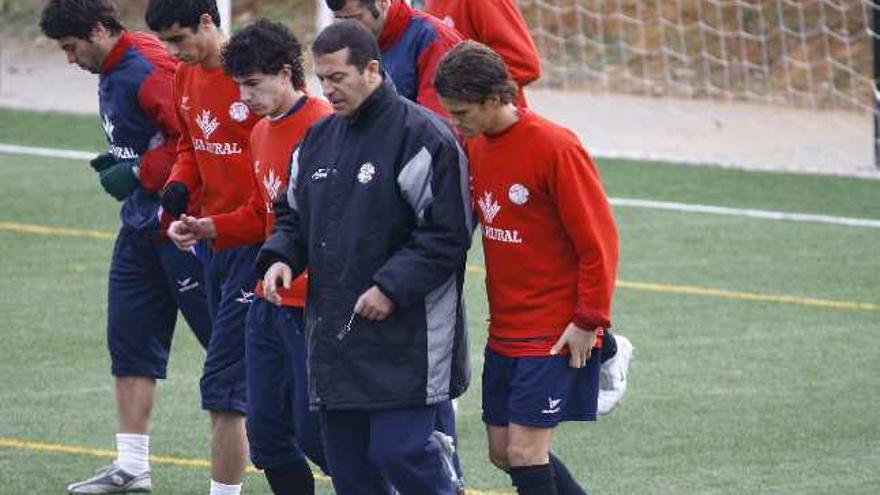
<box><xmin>3</xmin><ymin>142</ymin><xmax>879</xmax><ymax>229</ymax></box>
<box><xmin>0</xmin><ymin>143</ymin><xmax>94</xmax><ymax>161</ymax></box>
<box><xmin>609</xmin><ymin>198</ymin><xmax>880</xmax><ymax>229</ymax></box>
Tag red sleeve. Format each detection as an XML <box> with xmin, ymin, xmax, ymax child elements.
<box><xmin>136</xmin><ymin>70</ymin><xmax>180</xmax><ymax>191</ymax></box>
<box><xmin>167</xmin><ymin>69</ymin><xmax>202</xmax><ymax>193</ymax></box>
<box><xmin>468</xmin><ymin>0</ymin><xmax>541</xmax><ymax>88</ymax></box>
<box><xmin>210</xmin><ymin>136</ymin><xmax>268</xmax><ymax>250</ymax></box>
<box><xmin>416</xmin><ymin>33</ymin><xmax>459</xmax><ymax>118</ymax></box>
<box><xmin>548</xmin><ymin>144</ymin><xmax>618</xmax><ymax>330</ymax></box>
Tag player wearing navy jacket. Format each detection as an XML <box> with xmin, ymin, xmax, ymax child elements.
<box><xmin>327</xmin><ymin>0</ymin><xmax>461</xmax><ymax>117</ymax></box>
<box><xmin>39</xmin><ymin>1</ymin><xmax>211</xmax><ymax>493</ymax></box>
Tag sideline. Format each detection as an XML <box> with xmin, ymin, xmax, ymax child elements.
<box><xmin>3</xmin><ymin>143</ymin><xmax>879</xmax><ymax>229</ymax></box>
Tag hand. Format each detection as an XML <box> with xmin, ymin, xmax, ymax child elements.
<box><xmin>354</xmin><ymin>285</ymin><xmax>395</xmax><ymax>321</ymax></box>
<box><xmin>263</xmin><ymin>262</ymin><xmax>293</xmax><ymax>306</ymax></box>
<box><xmin>550</xmin><ymin>323</ymin><xmax>599</xmax><ymax>368</ymax></box>
<box><xmin>161</xmin><ymin>181</ymin><xmax>189</xmax><ymax>217</ymax></box>
<box><xmin>89</xmin><ymin>152</ymin><xmax>119</xmax><ymax>173</ymax></box>
<box><xmin>167</xmin><ymin>215</ymin><xmax>214</xmax><ymax>250</ymax></box>
<box><xmin>99</xmin><ymin>160</ymin><xmax>139</xmax><ymax>201</ymax></box>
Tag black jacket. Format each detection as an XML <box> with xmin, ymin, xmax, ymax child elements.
<box><xmin>256</xmin><ymin>79</ymin><xmax>473</xmax><ymax>410</ymax></box>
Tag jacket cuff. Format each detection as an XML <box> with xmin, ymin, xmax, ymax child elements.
<box><xmin>210</xmin><ymin>214</ymin><xmax>237</xmax><ymax>251</ymax></box>
<box><xmin>372</xmin><ymin>273</ymin><xmax>402</xmax><ymax>308</ymax></box>
<box><xmin>572</xmin><ymin>309</ymin><xmax>610</xmax><ymax>331</ymax></box>
<box><xmin>254</xmin><ymin>249</ymin><xmax>292</xmax><ymax>279</ymax></box>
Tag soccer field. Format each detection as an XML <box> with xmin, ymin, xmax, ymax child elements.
<box><xmin>0</xmin><ymin>107</ymin><xmax>878</xmax><ymax>494</ymax></box>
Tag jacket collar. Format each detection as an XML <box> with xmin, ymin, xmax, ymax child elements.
<box><xmin>346</xmin><ymin>74</ymin><xmax>398</xmax><ymax>126</ymax></box>
<box><xmin>377</xmin><ymin>0</ymin><xmax>412</xmax><ymax>50</ymax></box>
<box><xmin>101</xmin><ymin>30</ymin><xmax>133</xmax><ymax>74</ymax></box>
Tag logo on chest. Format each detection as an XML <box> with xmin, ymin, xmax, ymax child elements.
<box><xmin>311</xmin><ymin>168</ymin><xmax>330</xmax><ymax>181</ymax></box>
<box><xmin>102</xmin><ymin>114</ymin><xmax>115</xmax><ymax>142</ymax></box>
<box><xmin>229</xmin><ymin>101</ymin><xmax>250</xmax><ymax>122</ymax></box>
<box><xmin>196</xmin><ymin>109</ymin><xmax>220</xmax><ymax>139</ymax></box>
<box><xmin>357</xmin><ymin>162</ymin><xmax>376</xmax><ymax>184</ymax></box>
<box><xmin>508</xmin><ymin>184</ymin><xmax>530</xmax><ymax>205</ymax></box>
<box><xmin>477</xmin><ymin>191</ymin><xmax>501</xmax><ymax>224</ymax></box>
<box><xmin>477</xmin><ymin>190</ymin><xmax>524</xmax><ymax>244</ymax></box>
<box><xmin>262</xmin><ymin>167</ymin><xmax>283</xmax><ymax>201</ymax></box>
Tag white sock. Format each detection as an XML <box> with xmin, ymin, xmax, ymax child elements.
<box><xmin>210</xmin><ymin>480</ymin><xmax>242</xmax><ymax>495</ymax></box>
<box><xmin>115</xmin><ymin>433</ymin><xmax>150</xmax><ymax>475</ymax></box>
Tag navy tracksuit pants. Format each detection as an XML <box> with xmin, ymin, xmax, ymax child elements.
<box><xmin>245</xmin><ymin>299</ymin><xmax>326</xmax><ymax>472</ymax></box>
<box><xmin>322</xmin><ymin>406</ymin><xmax>456</xmax><ymax>495</ymax></box>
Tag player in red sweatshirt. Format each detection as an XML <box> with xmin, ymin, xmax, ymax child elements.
<box><xmin>426</xmin><ymin>0</ymin><xmax>634</xmax><ymax>415</ymax></box>
<box><xmin>167</xmin><ymin>20</ymin><xmax>333</xmax><ymax>495</ymax></box>
<box><xmin>436</xmin><ymin>41</ymin><xmax>618</xmax><ymax>495</ymax></box>
<box><xmin>146</xmin><ymin>1</ymin><xmax>260</xmax><ymax>494</ymax></box>
<box><xmin>424</xmin><ymin>0</ymin><xmax>540</xmax><ymax>108</ymax></box>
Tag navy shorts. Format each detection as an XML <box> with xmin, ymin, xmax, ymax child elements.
<box><xmin>200</xmin><ymin>243</ymin><xmax>260</xmax><ymax>414</ymax></box>
<box><xmin>482</xmin><ymin>345</ymin><xmax>601</xmax><ymax>428</ymax></box>
<box><xmin>107</xmin><ymin>228</ymin><xmax>211</xmax><ymax>379</ymax></box>
<box><xmin>245</xmin><ymin>300</ymin><xmax>326</xmax><ymax>472</ymax></box>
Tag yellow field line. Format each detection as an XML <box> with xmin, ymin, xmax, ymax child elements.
<box><xmin>614</xmin><ymin>280</ymin><xmax>877</xmax><ymax>311</ymax></box>
<box><xmin>0</xmin><ymin>437</ymin><xmax>511</xmax><ymax>495</ymax></box>
<box><xmin>464</xmin><ymin>265</ymin><xmax>876</xmax><ymax>312</ymax></box>
<box><xmin>0</xmin><ymin>221</ymin><xmax>114</xmax><ymax>240</ymax></box>
<box><xmin>2</xmin><ymin>220</ymin><xmax>874</xmax><ymax>312</ymax></box>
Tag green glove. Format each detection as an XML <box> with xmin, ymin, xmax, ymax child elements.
<box><xmin>89</xmin><ymin>152</ymin><xmax>119</xmax><ymax>173</ymax></box>
<box><xmin>99</xmin><ymin>160</ymin><xmax>139</xmax><ymax>201</ymax></box>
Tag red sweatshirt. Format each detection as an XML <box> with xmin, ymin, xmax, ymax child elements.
<box><xmin>465</xmin><ymin>110</ymin><xmax>618</xmax><ymax>357</ymax></box>
<box><xmin>425</xmin><ymin>0</ymin><xmax>541</xmax><ymax>107</ymax></box>
<box><xmin>211</xmin><ymin>96</ymin><xmax>332</xmax><ymax>306</ymax></box>
<box><xmin>169</xmin><ymin>63</ymin><xmax>260</xmax><ymax>216</ymax></box>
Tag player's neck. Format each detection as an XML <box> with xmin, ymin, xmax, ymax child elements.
<box><xmin>200</xmin><ymin>33</ymin><xmax>228</xmax><ymax>69</ymax></box>
<box><xmin>269</xmin><ymin>90</ymin><xmax>306</xmax><ymax>120</ymax></box>
<box><xmin>93</xmin><ymin>31</ymin><xmax>124</xmax><ymax>69</ymax></box>
<box><xmin>486</xmin><ymin>104</ymin><xmax>521</xmax><ymax>136</ymax></box>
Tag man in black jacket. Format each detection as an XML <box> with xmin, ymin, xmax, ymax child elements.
<box><xmin>257</xmin><ymin>20</ymin><xmax>472</xmax><ymax>495</ymax></box>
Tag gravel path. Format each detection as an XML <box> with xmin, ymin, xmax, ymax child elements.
<box><xmin>2</xmin><ymin>45</ymin><xmax>876</xmax><ymax>178</ymax></box>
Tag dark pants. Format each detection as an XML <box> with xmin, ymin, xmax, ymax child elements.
<box><xmin>108</xmin><ymin>229</ymin><xmax>211</xmax><ymax>378</ymax></box>
<box><xmin>435</xmin><ymin>400</ymin><xmax>463</xmax><ymax>479</ymax></box>
<box><xmin>245</xmin><ymin>300</ymin><xmax>326</xmax><ymax>472</ymax></box>
<box><xmin>200</xmin><ymin>244</ymin><xmax>260</xmax><ymax>413</ymax></box>
<box><xmin>322</xmin><ymin>406</ymin><xmax>456</xmax><ymax>495</ymax></box>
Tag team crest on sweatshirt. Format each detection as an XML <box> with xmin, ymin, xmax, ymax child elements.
<box><xmin>508</xmin><ymin>184</ymin><xmax>530</xmax><ymax>205</ymax></box>
<box><xmin>229</xmin><ymin>101</ymin><xmax>250</xmax><ymax>122</ymax></box>
<box><xmin>357</xmin><ymin>162</ymin><xmax>376</xmax><ymax>184</ymax></box>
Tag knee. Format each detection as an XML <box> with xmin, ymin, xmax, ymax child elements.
<box><xmin>368</xmin><ymin>438</ymin><xmax>412</xmax><ymax>472</ymax></box>
<box><xmin>488</xmin><ymin>451</ymin><xmax>510</xmax><ymax>471</ymax></box>
<box><xmin>506</xmin><ymin>442</ymin><xmax>546</xmax><ymax>467</ymax></box>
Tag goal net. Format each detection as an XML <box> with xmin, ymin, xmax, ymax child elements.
<box><xmin>518</xmin><ymin>0</ymin><xmax>873</xmax><ymax>113</ymax></box>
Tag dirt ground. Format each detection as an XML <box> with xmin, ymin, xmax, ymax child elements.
<box><xmin>1</xmin><ymin>43</ymin><xmax>875</xmax><ymax>178</ymax></box>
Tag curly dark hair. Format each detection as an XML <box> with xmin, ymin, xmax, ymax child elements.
<box><xmin>146</xmin><ymin>0</ymin><xmax>220</xmax><ymax>32</ymax></box>
<box><xmin>222</xmin><ymin>19</ymin><xmax>305</xmax><ymax>89</ymax></box>
<box><xmin>39</xmin><ymin>0</ymin><xmax>124</xmax><ymax>41</ymax></box>
<box><xmin>435</xmin><ymin>41</ymin><xmax>518</xmax><ymax>105</ymax></box>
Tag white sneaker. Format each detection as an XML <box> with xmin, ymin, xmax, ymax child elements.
<box><xmin>66</xmin><ymin>464</ymin><xmax>151</xmax><ymax>493</ymax></box>
<box><xmin>598</xmin><ymin>334</ymin><xmax>633</xmax><ymax>415</ymax></box>
<box><xmin>431</xmin><ymin>431</ymin><xmax>465</xmax><ymax>495</ymax></box>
